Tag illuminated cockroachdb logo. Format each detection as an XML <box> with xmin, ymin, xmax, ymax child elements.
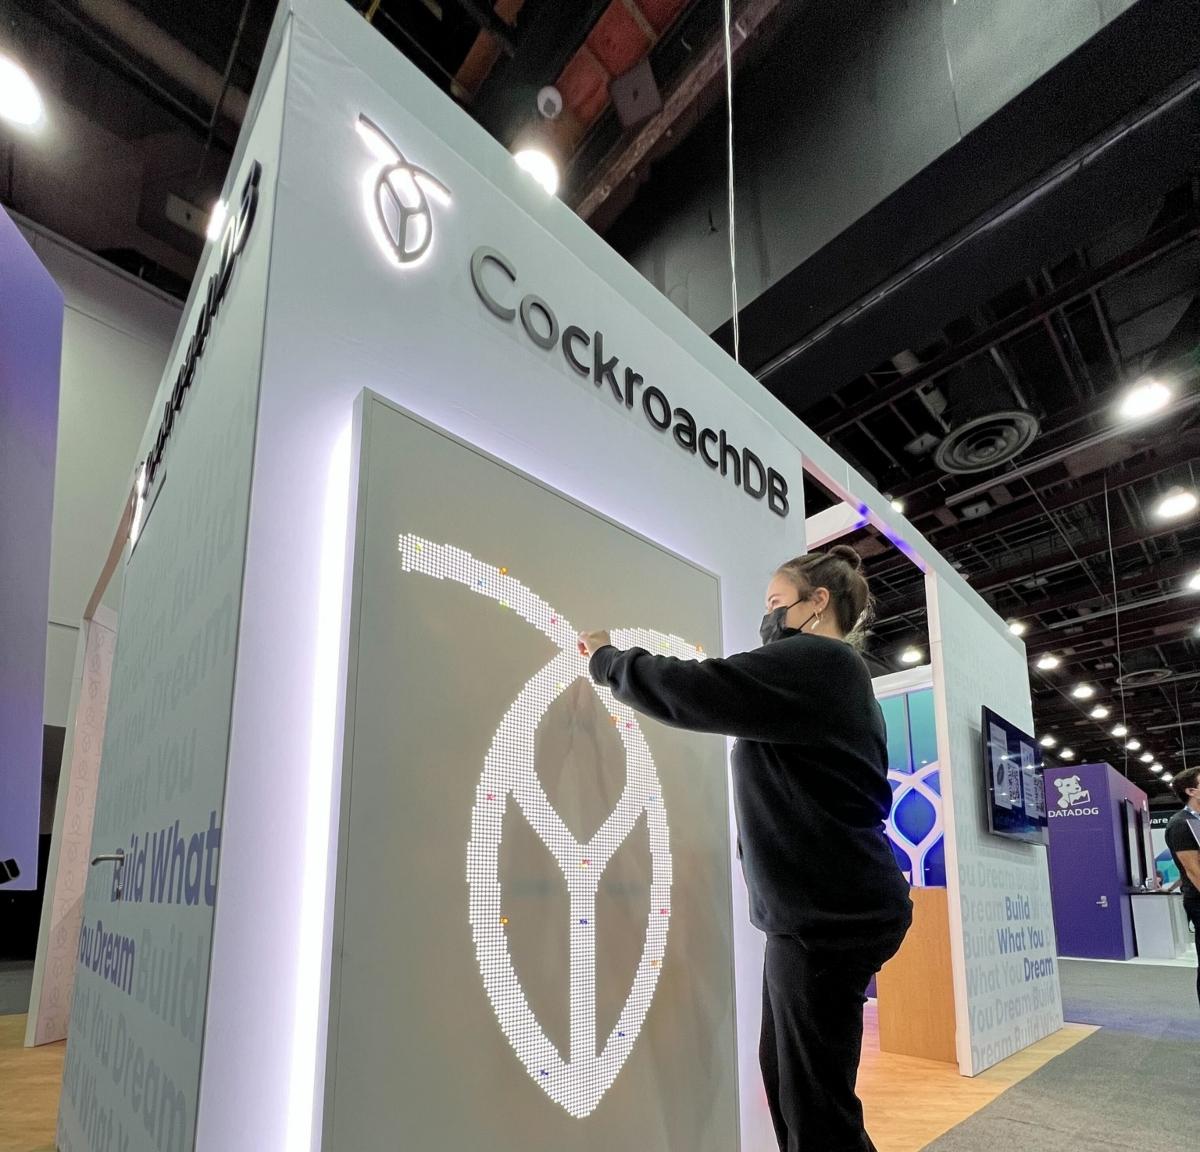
<box><xmin>356</xmin><ymin>114</ymin><xmax>450</xmax><ymax>266</ymax></box>
<box><xmin>398</xmin><ymin>534</ymin><xmax>706</xmax><ymax>1118</ymax></box>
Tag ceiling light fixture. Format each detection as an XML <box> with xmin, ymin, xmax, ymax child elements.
<box><xmin>1139</xmin><ymin>752</ymin><xmax>1154</xmax><ymax>764</ymax></box>
<box><xmin>890</xmin><ymin>498</ymin><xmax>906</xmax><ymax>514</ymax></box>
<box><xmin>0</xmin><ymin>52</ymin><xmax>44</xmax><ymax>129</ymax></box>
<box><xmin>1111</xmin><ymin>724</ymin><xmax>1128</xmax><ymax>738</ymax></box>
<box><xmin>899</xmin><ymin>647</ymin><xmax>923</xmax><ymax>665</ymax></box>
<box><xmin>1036</xmin><ymin>654</ymin><xmax>1060</xmax><ymax>671</ymax></box>
<box><xmin>1152</xmin><ymin>487</ymin><xmax>1198</xmax><ymax>521</ymax></box>
<box><xmin>1008</xmin><ymin>620</ymin><xmax>1028</xmax><ymax>637</ymax></box>
<box><xmin>513</xmin><ymin>148</ymin><xmax>560</xmax><ymax>196</ymax></box>
<box><xmin>1151</xmin><ymin>763</ymin><xmax>1163</xmax><ymax>773</ymax></box>
<box><xmin>1188</xmin><ymin>570</ymin><xmax>1200</xmax><ymax>592</ymax></box>
<box><xmin>1125</xmin><ymin>739</ymin><xmax>1141</xmax><ymax>751</ymax></box>
<box><xmin>1089</xmin><ymin>705</ymin><xmax>1110</xmax><ymax>720</ymax></box>
<box><xmin>1071</xmin><ymin>684</ymin><xmax>1095</xmax><ymax>699</ymax></box>
<box><xmin>1060</xmin><ymin>748</ymin><xmax>1076</xmax><ymax>760</ymax></box>
<box><xmin>1116</xmin><ymin>377</ymin><xmax>1172</xmax><ymax>421</ymax></box>
<box><xmin>1039</xmin><ymin>735</ymin><xmax>1057</xmax><ymax>748</ymax></box>
<box><xmin>1163</xmin><ymin>773</ymin><xmax>1174</xmax><ymax>783</ymax></box>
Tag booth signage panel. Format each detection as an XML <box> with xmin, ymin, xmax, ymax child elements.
<box><xmin>56</xmin><ymin>45</ymin><xmax>288</xmax><ymax>1152</ymax></box>
<box><xmin>929</xmin><ymin>574</ymin><xmax>1063</xmax><ymax>1075</ymax></box>
<box><xmin>324</xmin><ymin>395</ymin><xmax>737</xmax><ymax>1149</ymax></box>
<box><xmin>200</xmin><ymin>8</ymin><xmax>803</xmax><ymax>1148</ymax></box>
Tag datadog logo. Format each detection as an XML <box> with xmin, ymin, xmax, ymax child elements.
<box><xmin>356</xmin><ymin>114</ymin><xmax>450</xmax><ymax>267</ymax></box>
<box><xmin>398</xmin><ymin>534</ymin><xmax>706</xmax><ymax>1118</ymax></box>
<box><xmin>1053</xmin><ymin>775</ymin><xmax>1091</xmax><ymax>809</ymax></box>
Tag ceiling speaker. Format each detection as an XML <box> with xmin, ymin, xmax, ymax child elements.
<box><xmin>610</xmin><ymin>59</ymin><xmax>662</xmax><ymax>130</ymax></box>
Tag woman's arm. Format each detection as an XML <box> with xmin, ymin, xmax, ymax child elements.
<box><xmin>588</xmin><ymin>638</ymin><xmax>860</xmax><ymax>742</ymax></box>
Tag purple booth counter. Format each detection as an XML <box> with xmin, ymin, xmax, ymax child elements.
<box><xmin>1044</xmin><ymin>762</ymin><xmax>1151</xmax><ymax>961</ymax></box>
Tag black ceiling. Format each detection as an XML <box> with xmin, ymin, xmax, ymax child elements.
<box><xmin>3</xmin><ymin>0</ymin><xmax>1196</xmax><ymax>795</ymax></box>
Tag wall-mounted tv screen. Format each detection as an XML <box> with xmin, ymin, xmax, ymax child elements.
<box><xmin>981</xmin><ymin>706</ymin><xmax>1047</xmax><ymax>845</ymax></box>
<box><xmin>1121</xmin><ymin>799</ymin><xmax>1148</xmax><ymax>888</ymax></box>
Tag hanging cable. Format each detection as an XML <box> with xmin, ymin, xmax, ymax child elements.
<box><xmin>1102</xmin><ymin>476</ymin><xmax>1129</xmax><ymax>776</ymax></box>
<box><xmin>722</xmin><ymin>0</ymin><xmax>740</xmax><ymax>364</ymax></box>
<box><xmin>1176</xmin><ymin>683</ymin><xmax>1189</xmax><ymax>771</ymax></box>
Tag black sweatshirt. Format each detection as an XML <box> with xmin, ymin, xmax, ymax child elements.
<box><xmin>590</xmin><ymin>634</ymin><xmax>912</xmax><ymax>941</ymax></box>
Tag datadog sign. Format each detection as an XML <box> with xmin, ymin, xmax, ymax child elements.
<box><xmin>1048</xmin><ymin>774</ymin><xmax>1100</xmax><ymax>817</ymax></box>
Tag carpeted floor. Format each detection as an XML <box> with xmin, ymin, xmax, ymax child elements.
<box><xmin>922</xmin><ymin>1027</ymin><xmax>1195</xmax><ymax>1151</ymax></box>
<box><xmin>1057</xmin><ymin>957</ymin><xmax>1200</xmax><ymax>1041</ymax></box>
<box><xmin>925</xmin><ymin>958</ymin><xmax>1200</xmax><ymax>1149</ymax></box>
<box><xmin>0</xmin><ymin>961</ymin><xmax>33</xmax><ymax>1017</ymax></box>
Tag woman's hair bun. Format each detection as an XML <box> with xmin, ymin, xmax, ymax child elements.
<box><xmin>826</xmin><ymin>544</ymin><xmax>864</xmax><ymax>572</ymax></box>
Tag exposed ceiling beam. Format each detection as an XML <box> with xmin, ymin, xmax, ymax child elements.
<box><xmin>472</xmin><ymin>0</ymin><xmax>612</xmax><ymax>143</ymax></box>
<box><xmin>1004</xmin><ymin>554</ymin><xmax>1200</xmax><ymax>621</ymax></box>
<box><xmin>1025</xmin><ymin>603</ymin><xmax>1199</xmax><ymax>657</ymax></box>
<box><xmin>572</xmin><ymin>0</ymin><xmax>783</xmax><ymax>221</ymax></box>
<box><xmin>812</xmin><ymin>213</ymin><xmax>1199</xmax><ymax>436</ymax></box>
<box><xmin>873</xmin><ymin>549</ymin><xmax>1200</xmax><ymax>629</ymax></box>
<box><xmin>451</xmin><ymin>0</ymin><xmax>519</xmax><ymax>56</ymax></box>
<box><xmin>872</xmin><ymin>437</ymin><xmax>1200</xmax><ymax>572</ymax></box>
<box><xmin>940</xmin><ymin>516</ymin><xmax>1192</xmax><ymax>597</ymax></box>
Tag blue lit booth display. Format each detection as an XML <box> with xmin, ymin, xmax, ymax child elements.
<box><xmin>871</xmin><ymin>667</ymin><xmax>957</xmax><ymax>1064</ymax></box>
<box><xmin>879</xmin><ymin>679</ymin><xmax>945</xmax><ymax>888</ymax></box>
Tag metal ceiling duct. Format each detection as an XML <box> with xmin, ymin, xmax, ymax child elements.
<box><xmin>933</xmin><ymin>363</ymin><xmax>1040</xmax><ymax>475</ymax></box>
<box><xmin>76</xmin><ymin>0</ymin><xmax>249</xmax><ymax>123</ymax></box>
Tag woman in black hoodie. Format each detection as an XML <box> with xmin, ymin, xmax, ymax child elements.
<box><xmin>580</xmin><ymin>545</ymin><xmax>912</xmax><ymax>1152</ymax></box>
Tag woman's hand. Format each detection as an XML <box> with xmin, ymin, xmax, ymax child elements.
<box><xmin>578</xmin><ymin>630</ymin><xmax>612</xmax><ymax>659</ymax></box>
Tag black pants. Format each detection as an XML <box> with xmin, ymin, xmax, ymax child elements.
<box><xmin>1186</xmin><ymin>898</ymin><xmax>1200</xmax><ymax>1008</ymax></box>
<box><xmin>760</xmin><ymin>927</ymin><xmax>907</xmax><ymax>1152</ymax></box>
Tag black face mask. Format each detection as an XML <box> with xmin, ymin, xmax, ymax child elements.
<box><xmin>759</xmin><ymin>600</ymin><xmax>816</xmax><ymax>646</ymax></box>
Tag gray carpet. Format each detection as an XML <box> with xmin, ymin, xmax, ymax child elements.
<box><xmin>922</xmin><ymin>1027</ymin><xmax>1196</xmax><ymax>1151</ymax></box>
<box><xmin>0</xmin><ymin>960</ymin><xmax>33</xmax><ymax>1016</ymax></box>
<box><xmin>1058</xmin><ymin>957</ymin><xmax>1200</xmax><ymax>1041</ymax></box>
<box><xmin>925</xmin><ymin>959</ymin><xmax>1200</xmax><ymax>1149</ymax></box>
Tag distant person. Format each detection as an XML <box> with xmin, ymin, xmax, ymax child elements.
<box><xmin>1165</xmin><ymin>766</ymin><xmax>1200</xmax><ymax>1007</ymax></box>
<box><xmin>579</xmin><ymin>545</ymin><xmax>912</xmax><ymax>1152</ymax></box>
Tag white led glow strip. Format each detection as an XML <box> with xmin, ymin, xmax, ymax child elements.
<box><xmin>398</xmin><ymin>534</ymin><xmax>706</xmax><ymax>1118</ymax></box>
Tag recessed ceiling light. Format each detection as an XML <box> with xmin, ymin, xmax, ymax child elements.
<box><xmin>513</xmin><ymin>147</ymin><xmax>560</xmax><ymax>196</ymax></box>
<box><xmin>1139</xmin><ymin>752</ymin><xmax>1154</xmax><ymax>764</ymax></box>
<box><xmin>1089</xmin><ymin>705</ymin><xmax>1110</xmax><ymax>720</ymax></box>
<box><xmin>1061</xmin><ymin>748</ymin><xmax>1076</xmax><ymax>760</ymax></box>
<box><xmin>1111</xmin><ymin>724</ymin><xmax>1128</xmax><ymax>738</ymax></box>
<box><xmin>1153</xmin><ymin>487</ymin><xmax>1198</xmax><ymax>521</ymax></box>
<box><xmin>1071</xmin><ymin>684</ymin><xmax>1096</xmax><ymax>699</ymax></box>
<box><xmin>1116</xmin><ymin>377</ymin><xmax>1172</xmax><ymax>421</ymax></box>
<box><xmin>1039</xmin><ymin>735</ymin><xmax>1057</xmax><ymax>748</ymax></box>
<box><xmin>1126</xmin><ymin>739</ymin><xmax>1142</xmax><ymax>751</ymax></box>
<box><xmin>1151</xmin><ymin>763</ymin><xmax>1164</xmax><ymax>773</ymax></box>
<box><xmin>899</xmin><ymin>646</ymin><xmax>923</xmax><ymax>665</ymax></box>
<box><xmin>1008</xmin><ymin>620</ymin><xmax>1028</xmax><ymax>637</ymax></box>
<box><xmin>1163</xmin><ymin>772</ymin><xmax>1174</xmax><ymax>782</ymax></box>
<box><xmin>1036</xmin><ymin>654</ymin><xmax>1060</xmax><ymax>670</ymax></box>
<box><xmin>0</xmin><ymin>52</ymin><xmax>44</xmax><ymax>129</ymax></box>
<box><xmin>889</xmin><ymin>497</ymin><xmax>906</xmax><ymax>514</ymax></box>
<box><xmin>1188</xmin><ymin>570</ymin><xmax>1200</xmax><ymax>592</ymax></box>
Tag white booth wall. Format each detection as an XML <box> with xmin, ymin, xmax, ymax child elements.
<box><xmin>54</xmin><ymin>3</ymin><xmax>1063</xmax><ymax>1149</ymax></box>
<box><xmin>14</xmin><ymin>218</ymin><xmax>180</xmax><ymax>727</ymax></box>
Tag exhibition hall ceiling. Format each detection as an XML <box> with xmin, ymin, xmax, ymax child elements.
<box><xmin>1</xmin><ymin>0</ymin><xmax>1195</xmax><ymax>788</ymax></box>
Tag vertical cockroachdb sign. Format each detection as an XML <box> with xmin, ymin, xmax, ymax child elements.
<box><xmin>55</xmin><ymin>43</ymin><xmax>287</xmax><ymax>1152</ymax></box>
<box><xmin>323</xmin><ymin>395</ymin><xmax>738</xmax><ymax>1151</ymax></box>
